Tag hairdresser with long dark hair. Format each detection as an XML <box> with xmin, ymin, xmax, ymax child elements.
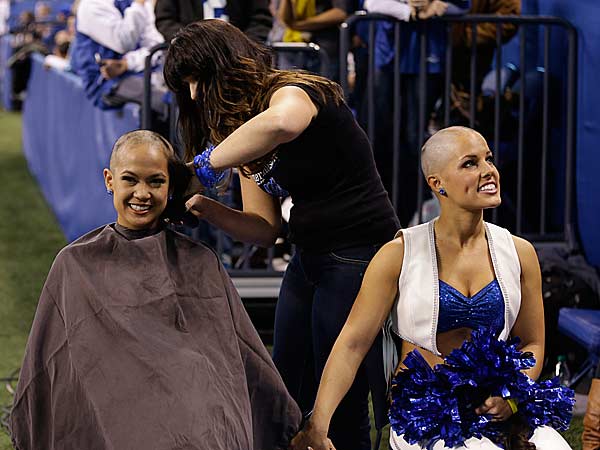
<box><xmin>164</xmin><ymin>20</ymin><xmax>399</xmax><ymax>450</ymax></box>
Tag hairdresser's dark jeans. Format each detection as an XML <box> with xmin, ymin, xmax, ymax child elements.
<box><xmin>273</xmin><ymin>245</ymin><xmax>382</xmax><ymax>450</ymax></box>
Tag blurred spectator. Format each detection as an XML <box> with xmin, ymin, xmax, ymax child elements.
<box><xmin>7</xmin><ymin>10</ymin><xmax>49</xmax><ymax>109</ymax></box>
<box><xmin>277</xmin><ymin>0</ymin><xmax>350</xmax><ymax>80</ymax></box>
<box><xmin>34</xmin><ymin>1</ymin><xmax>52</xmax><ymax>21</ymax></box>
<box><xmin>427</xmin><ymin>0</ymin><xmax>519</xmax><ymax>146</ymax></box>
<box><xmin>12</xmin><ymin>10</ymin><xmax>35</xmax><ymax>35</ymax></box>
<box><xmin>154</xmin><ymin>0</ymin><xmax>272</xmax><ymax>43</ymax></box>
<box><xmin>39</xmin><ymin>4</ymin><xmax>73</xmax><ymax>51</ymax></box>
<box><xmin>54</xmin><ymin>29</ymin><xmax>72</xmax><ymax>55</ymax></box>
<box><xmin>361</xmin><ymin>0</ymin><xmax>469</xmax><ymax>225</ymax></box>
<box><xmin>473</xmin><ymin>0</ymin><xmax>564</xmax><ymax>233</ymax></box>
<box><xmin>451</xmin><ymin>0</ymin><xmax>520</xmax><ymax>103</ymax></box>
<box><xmin>56</xmin><ymin>5</ymin><xmax>71</xmax><ymax>23</ymax></box>
<box><xmin>33</xmin><ymin>1</ymin><xmax>55</xmax><ymax>45</ymax></box>
<box><xmin>70</xmin><ymin>0</ymin><xmax>167</xmax><ymax>115</ymax></box>
<box><xmin>268</xmin><ymin>0</ymin><xmax>285</xmax><ymax>42</ymax></box>
<box><xmin>66</xmin><ymin>13</ymin><xmax>76</xmax><ymax>36</ymax></box>
<box><xmin>44</xmin><ymin>10</ymin><xmax>77</xmax><ymax>69</ymax></box>
<box><xmin>0</xmin><ymin>0</ymin><xmax>9</xmax><ymax>35</ymax></box>
<box><xmin>43</xmin><ymin>29</ymin><xmax>73</xmax><ymax>70</ymax></box>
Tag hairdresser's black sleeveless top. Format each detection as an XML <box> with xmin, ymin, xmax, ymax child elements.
<box><xmin>263</xmin><ymin>84</ymin><xmax>400</xmax><ymax>252</ymax></box>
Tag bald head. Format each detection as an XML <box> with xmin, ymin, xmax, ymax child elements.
<box><xmin>421</xmin><ymin>126</ymin><xmax>487</xmax><ymax>178</ymax></box>
<box><xmin>110</xmin><ymin>130</ymin><xmax>175</xmax><ymax>170</ymax></box>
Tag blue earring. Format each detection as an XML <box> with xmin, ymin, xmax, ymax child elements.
<box><xmin>439</xmin><ymin>188</ymin><xmax>446</xmax><ymax>196</ymax></box>
<box><xmin>106</xmin><ymin>188</ymin><xmax>113</xmax><ymax>195</ymax></box>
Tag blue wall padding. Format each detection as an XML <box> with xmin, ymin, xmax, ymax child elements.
<box><xmin>22</xmin><ymin>53</ymin><xmax>138</xmax><ymax>241</ymax></box>
<box><xmin>538</xmin><ymin>0</ymin><xmax>600</xmax><ymax>266</ymax></box>
<box><xmin>1</xmin><ymin>34</ymin><xmax>14</xmax><ymax>110</ymax></box>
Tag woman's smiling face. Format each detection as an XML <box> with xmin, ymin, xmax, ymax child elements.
<box><xmin>438</xmin><ymin>133</ymin><xmax>501</xmax><ymax>211</ymax></box>
<box><xmin>104</xmin><ymin>143</ymin><xmax>170</xmax><ymax>230</ymax></box>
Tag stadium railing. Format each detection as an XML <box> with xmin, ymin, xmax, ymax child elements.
<box><xmin>340</xmin><ymin>13</ymin><xmax>578</xmax><ymax>251</ymax></box>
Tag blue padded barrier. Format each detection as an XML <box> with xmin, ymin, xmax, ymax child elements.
<box><xmin>1</xmin><ymin>34</ymin><xmax>14</xmax><ymax>110</ymax></box>
<box><xmin>558</xmin><ymin>308</ymin><xmax>600</xmax><ymax>355</ymax></box>
<box><xmin>558</xmin><ymin>308</ymin><xmax>600</xmax><ymax>386</ymax></box>
<box><xmin>22</xmin><ymin>53</ymin><xmax>138</xmax><ymax>241</ymax></box>
<box><xmin>496</xmin><ymin>0</ymin><xmax>600</xmax><ymax>266</ymax></box>
<box><xmin>540</xmin><ymin>0</ymin><xmax>600</xmax><ymax>266</ymax></box>
<box><xmin>539</xmin><ymin>0</ymin><xmax>600</xmax><ymax>267</ymax></box>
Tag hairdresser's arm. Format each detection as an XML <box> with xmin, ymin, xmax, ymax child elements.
<box><xmin>186</xmin><ymin>175</ymin><xmax>281</xmax><ymax>247</ymax></box>
<box><xmin>290</xmin><ymin>239</ymin><xmax>404</xmax><ymax>450</ymax></box>
<box><xmin>209</xmin><ymin>86</ymin><xmax>318</xmax><ymax>170</ymax></box>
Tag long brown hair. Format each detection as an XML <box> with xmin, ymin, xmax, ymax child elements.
<box><xmin>163</xmin><ymin>19</ymin><xmax>343</xmax><ymax>174</ymax></box>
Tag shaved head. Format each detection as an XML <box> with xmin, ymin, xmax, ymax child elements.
<box><xmin>421</xmin><ymin>126</ymin><xmax>487</xmax><ymax>177</ymax></box>
<box><xmin>110</xmin><ymin>130</ymin><xmax>175</xmax><ymax>170</ymax></box>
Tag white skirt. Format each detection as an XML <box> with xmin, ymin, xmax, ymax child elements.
<box><xmin>390</xmin><ymin>426</ymin><xmax>573</xmax><ymax>449</ymax></box>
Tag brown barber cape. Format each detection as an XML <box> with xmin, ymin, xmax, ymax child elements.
<box><xmin>10</xmin><ymin>224</ymin><xmax>301</xmax><ymax>450</ymax></box>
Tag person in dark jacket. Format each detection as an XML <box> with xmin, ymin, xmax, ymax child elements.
<box><xmin>155</xmin><ymin>0</ymin><xmax>272</xmax><ymax>42</ymax></box>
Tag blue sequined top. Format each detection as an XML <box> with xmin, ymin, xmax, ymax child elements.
<box><xmin>249</xmin><ymin>153</ymin><xmax>290</xmax><ymax>198</ymax></box>
<box><xmin>437</xmin><ymin>279</ymin><xmax>505</xmax><ymax>334</ymax></box>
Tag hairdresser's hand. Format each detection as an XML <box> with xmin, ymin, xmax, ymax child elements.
<box><xmin>184</xmin><ymin>165</ymin><xmax>205</xmax><ymax>197</ymax></box>
<box><xmin>289</xmin><ymin>422</ymin><xmax>336</xmax><ymax>450</ymax></box>
<box><xmin>185</xmin><ymin>194</ymin><xmax>213</xmax><ymax>219</ymax></box>
<box><xmin>475</xmin><ymin>397</ymin><xmax>514</xmax><ymax>422</ymax></box>
<box><xmin>418</xmin><ymin>0</ymin><xmax>447</xmax><ymax>18</ymax></box>
<box><xmin>100</xmin><ymin>59</ymin><xmax>127</xmax><ymax>79</ymax></box>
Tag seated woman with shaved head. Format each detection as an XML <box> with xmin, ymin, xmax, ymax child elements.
<box><xmin>9</xmin><ymin>130</ymin><xmax>301</xmax><ymax>450</ymax></box>
<box><xmin>290</xmin><ymin>126</ymin><xmax>573</xmax><ymax>450</ymax></box>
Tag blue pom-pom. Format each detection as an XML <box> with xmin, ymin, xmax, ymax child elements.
<box><xmin>519</xmin><ymin>377</ymin><xmax>575</xmax><ymax>431</ymax></box>
<box><xmin>389</xmin><ymin>328</ymin><xmax>575</xmax><ymax>447</ymax></box>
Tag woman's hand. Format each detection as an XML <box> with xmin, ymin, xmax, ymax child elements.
<box><xmin>418</xmin><ymin>0</ymin><xmax>448</xmax><ymax>18</ymax></box>
<box><xmin>408</xmin><ymin>0</ymin><xmax>429</xmax><ymax>9</ymax></box>
<box><xmin>185</xmin><ymin>194</ymin><xmax>213</xmax><ymax>220</ymax></box>
<box><xmin>408</xmin><ymin>0</ymin><xmax>428</xmax><ymax>19</ymax></box>
<box><xmin>289</xmin><ymin>423</ymin><xmax>336</xmax><ymax>450</ymax></box>
<box><xmin>99</xmin><ymin>59</ymin><xmax>128</xmax><ymax>79</ymax></box>
<box><xmin>475</xmin><ymin>397</ymin><xmax>515</xmax><ymax>422</ymax></box>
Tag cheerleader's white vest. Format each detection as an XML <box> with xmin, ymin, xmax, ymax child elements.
<box><xmin>391</xmin><ymin>220</ymin><xmax>522</xmax><ymax>356</ymax></box>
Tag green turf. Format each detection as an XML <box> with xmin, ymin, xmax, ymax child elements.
<box><xmin>0</xmin><ymin>111</ymin><xmax>585</xmax><ymax>448</ymax></box>
<box><xmin>0</xmin><ymin>111</ymin><xmax>66</xmax><ymax>449</ymax></box>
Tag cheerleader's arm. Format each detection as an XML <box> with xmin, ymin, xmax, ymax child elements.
<box><xmin>289</xmin><ymin>237</ymin><xmax>405</xmax><ymax>450</ymax></box>
<box><xmin>510</xmin><ymin>235</ymin><xmax>545</xmax><ymax>381</ymax></box>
